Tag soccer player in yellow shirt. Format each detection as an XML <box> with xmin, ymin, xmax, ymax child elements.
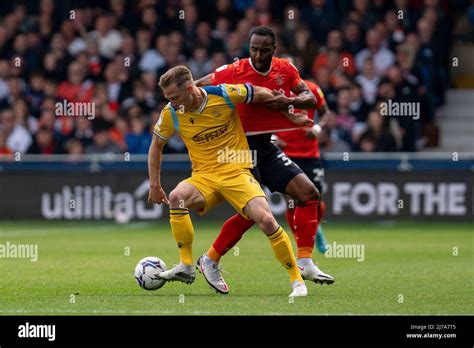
<box><xmin>148</xmin><ymin>65</ymin><xmax>307</xmax><ymax>297</ymax></box>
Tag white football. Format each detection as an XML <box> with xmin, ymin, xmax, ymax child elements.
<box><xmin>134</xmin><ymin>256</ymin><xmax>167</xmax><ymax>290</ymax></box>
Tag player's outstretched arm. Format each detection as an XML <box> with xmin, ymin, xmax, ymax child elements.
<box><xmin>252</xmin><ymin>86</ymin><xmax>314</xmax><ymax>127</ymax></box>
<box><xmin>195</xmin><ymin>73</ymin><xmax>213</xmax><ymax>87</ymax></box>
<box><xmin>251</xmin><ymin>85</ymin><xmax>278</xmax><ymax>103</ymax></box>
<box><xmin>262</xmin><ymin>80</ymin><xmax>317</xmax><ymax>111</ymax></box>
<box><xmin>148</xmin><ymin>135</ymin><xmax>169</xmax><ymax>205</ymax></box>
<box><xmin>291</xmin><ymin>80</ymin><xmax>317</xmax><ymax>109</ymax></box>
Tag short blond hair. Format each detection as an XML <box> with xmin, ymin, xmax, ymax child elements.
<box><xmin>158</xmin><ymin>65</ymin><xmax>193</xmax><ymax>90</ymax></box>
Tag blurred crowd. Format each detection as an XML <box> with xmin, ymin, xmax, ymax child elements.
<box><xmin>0</xmin><ymin>0</ymin><xmax>471</xmax><ymax>156</ymax></box>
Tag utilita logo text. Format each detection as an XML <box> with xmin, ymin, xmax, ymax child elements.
<box><xmin>41</xmin><ymin>180</ymin><xmax>162</xmax><ymax>220</ymax></box>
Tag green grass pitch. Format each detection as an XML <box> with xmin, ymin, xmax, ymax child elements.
<box><xmin>0</xmin><ymin>220</ymin><xmax>472</xmax><ymax>315</ymax></box>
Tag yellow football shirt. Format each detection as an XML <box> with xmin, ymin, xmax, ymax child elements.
<box><xmin>154</xmin><ymin>83</ymin><xmax>255</xmax><ymax>174</ymax></box>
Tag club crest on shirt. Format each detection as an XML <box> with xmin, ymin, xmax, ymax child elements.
<box><xmin>274</xmin><ymin>74</ymin><xmax>285</xmax><ymax>86</ymax></box>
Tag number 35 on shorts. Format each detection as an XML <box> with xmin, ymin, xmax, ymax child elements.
<box><xmin>277</xmin><ymin>153</ymin><xmax>293</xmax><ymax>166</ymax></box>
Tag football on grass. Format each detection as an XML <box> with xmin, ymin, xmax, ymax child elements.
<box><xmin>134</xmin><ymin>257</ymin><xmax>167</xmax><ymax>290</ymax></box>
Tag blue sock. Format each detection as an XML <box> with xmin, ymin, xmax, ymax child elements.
<box><xmin>315</xmin><ymin>225</ymin><xmax>328</xmax><ymax>254</ymax></box>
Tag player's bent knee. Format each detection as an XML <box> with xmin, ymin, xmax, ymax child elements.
<box><xmin>307</xmin><ymin>185</ymin><xmax>320</xmax><ymax>202</ymax></box>
<box><xmin>287</xmin><ymin>174</ymin><xmax>319</xmax><ymax>202</ymax></box>
<box><xmin>296</xmin><ymin>183</ymin><xmax>320</xmax><ymax>203</ymax></box>
<box><xmin>168</xmin><ymin>190</ymin><xmax>187</xmax><ymax>208</ymax></box>
<box><xmin>257</xmin><ymin>213</ymin><xmax>278</xmax><ymax>235</ymax></box>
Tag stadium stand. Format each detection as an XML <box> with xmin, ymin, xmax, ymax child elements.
<box><xmin>0</xmin><ymin>0</ymin><xmax>472</xmax><ymax>157</ymax></box>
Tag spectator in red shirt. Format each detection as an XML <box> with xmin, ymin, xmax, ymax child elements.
<box><xmin>312</xmin><ymin>30</ymin><xmax>356</xmax><ymax>78</ymax></box>
<box><xmin>57</xmin><ymin>61</ymin><xmax>94</xmax><ymax>103</ymax></box>
<box><xmin>0</xmin><ymin>130</ymin><xmax>13</xmax><ymax>156</ymax></box>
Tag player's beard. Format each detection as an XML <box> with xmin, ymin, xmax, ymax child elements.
<box><xmin>255</xmin><ymin>59</ymin><xmax>271</xmax><ymax>72</ymax></box>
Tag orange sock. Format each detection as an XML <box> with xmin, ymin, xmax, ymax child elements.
<box><xmin>207</xmin><ymin>246</ymin><xmax>221</xmax><ymax>263</ymax></box>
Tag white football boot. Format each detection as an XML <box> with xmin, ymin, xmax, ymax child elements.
<box><xmin>196</xmin><ymin>254</ymin><xmax>229</xmax><ymax>294</ymax></box>
<box><xmin>158</xmin><ymin>263</ymin><xmax>196</xmax><ymax>284</ymax></box>
<box><xmin>298</xmin><ymin>258</ymin><xmax>335</xmax><ymax>285</ymax></box>
<box><xmin>289</xmin><ymin>280</ymin><xmax>308</xmax><ymax>297</ymax></box>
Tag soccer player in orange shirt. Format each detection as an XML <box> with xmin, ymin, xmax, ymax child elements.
<box><xmin>195</xmin><ymin>26</ymin><xmax>334</xmax><ymax>294</ymax></box>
